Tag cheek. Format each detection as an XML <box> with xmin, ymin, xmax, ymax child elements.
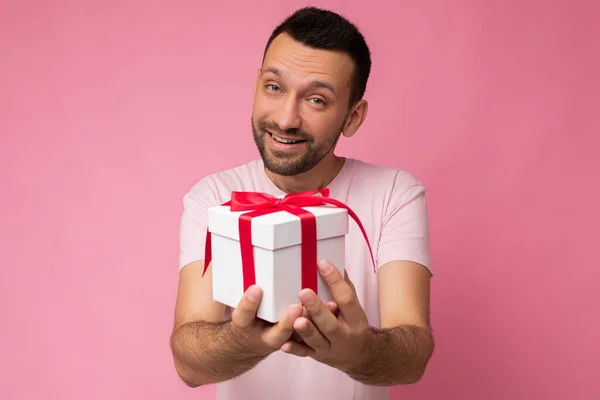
<box><xmin>253</xmin><ymin>93</ymin><xmax>277</xmax><ymax>118</ymax></box>
<box><xmin>304</xmin><ymin>115</ymin><xmax>344</xmax><ymax>141</ymax></box>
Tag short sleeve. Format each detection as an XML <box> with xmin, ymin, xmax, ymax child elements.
<box><xmin>179</xmin><ymin>177</ymin><xmax>218</xmax><ymax>270</ymax></box>
<box><xmin>376</xmin><ymin>180</ymin><xmax>432</xmax><ymax>275</ymax></box>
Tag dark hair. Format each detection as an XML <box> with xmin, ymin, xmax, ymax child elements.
<box><xmin>262</xmin><ymin>7</ymin><xmax>372</xmax><ymax>107</ymax></box>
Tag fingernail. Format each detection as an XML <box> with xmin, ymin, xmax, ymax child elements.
<box><xmin>299</xmin><ymin>290</ymin><xmax>315</xmax><ymax>306</ymax></box>
<box><xmin>247</xmin><ymin>285</ymin><xmax>261</xmax><ymax>302</ymax></box>
<box><xmin>281</xmin><ymin>342</ymin><xmax>292</xmax><ymax>352</ymax></box>
<box><xmin>318</xmin><ymin>259</ymin><xmax>334</xmax><ymax>275</ymax></box>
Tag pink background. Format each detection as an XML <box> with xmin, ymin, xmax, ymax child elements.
<box><xmin>1</xmin><ymin>0</ymin><xmax>599</xmax><ymax>399</ymax></box>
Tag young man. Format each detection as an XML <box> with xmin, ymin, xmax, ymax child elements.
<box><xmin>170</xmin><ymin>7</ymin><xmax>434</xmax><ymax>400</ymax></box>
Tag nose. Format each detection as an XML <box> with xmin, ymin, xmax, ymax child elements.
<box><xmin>272</xmin><ymin>96</ymin><xmax>301</xmax><ymax>132</ymax></box>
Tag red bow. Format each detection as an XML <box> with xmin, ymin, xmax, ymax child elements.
<box><xmin>202</xmin><ymin>189</ymin><xmax>376</xmax><ymax>294</ymax></box>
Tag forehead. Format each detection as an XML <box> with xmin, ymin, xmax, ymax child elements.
<box><xmin>261</xmin><ymin>33</ymin><xmax>355</xmax><ymax>94</ymax></box>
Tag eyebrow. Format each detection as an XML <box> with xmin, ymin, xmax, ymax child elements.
<box><xmin>261</xmin><ymin>67</ymin><xmax>337</xmax><ymax>97</ymax></box>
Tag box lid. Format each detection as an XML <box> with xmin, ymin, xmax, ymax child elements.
<box><xmin>207</xmin><ymin>204</ymin><xmax>349</xmax><ymax>250</ymax></box>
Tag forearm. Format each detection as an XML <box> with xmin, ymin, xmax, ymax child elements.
<box><xmin>170</xmin><ymin>320</ymin><xmax>266</xmax><ymax>387</ymax></box>
<box><xmin>345</xmin><ymin>324</ymin><xmax>434</xmax><ymax>386</ymax></box>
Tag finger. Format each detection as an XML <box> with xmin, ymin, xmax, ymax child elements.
<box><xmin>291</xmin><ymin>330</ymin><xmax>305</xmax><ymax>343</ymax></box>
<box><xmin>301</xmin><ymin>305</ymin><xmax>311</xmax><ymax>319</ymax></box>
<box><xmin>317</xmin><ymin>260</ymin><xmax>365</xmax><ymax>324</ymax></box>
<box><xmin>299</xmin><ymin>289</ymin><xmax>340</xmax><ymax>340</ymax></box>
<box><xmin>281</xmin><ymin>340</ymin><xmax>315</xmax><ymax>358</ymax></box>
<box><xmin>231</xmin><ymin>285</ymin><xmax>263</xmax><ymax>330</ymax></box>
<box><xmin>300</xmin><ymin>303</ymin><xmax>337</xmax><ymax>319</ymax></box>
<box><xmin>291</xmin><ymin>303</ymin><xmax>337</xmax><ymax>342</ymax></box>
<box><xmin>344</xmin><ymin>269</ymin><xmax>357</xmax><ymax>295</ymax></box>
<box><xmin>262</xmin><ymin>303</ymin><xmax>303</xmax><ymax>349</ymax></box>
<box><xmin>292</xmin><ymin>301</ymin><xmax>339</xmax><ymax>334</ymax></box>
<box><xmin>293</xmin><ymin>317</ymin><xmax>330</xmax><ymax>351</ymax></box>
<box><xmin>326</xmin><ymin>301</ymin><xmax>338</xmax><ymax>315</ymax></box>
<box><xmin>291</xmin><ymin>306</ymin><xmax>312</xmax><ymax>343</ymax></box>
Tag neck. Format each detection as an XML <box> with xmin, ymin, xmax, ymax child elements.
<box><xmin>265</xmin><ymin>154</ymin><xmax>345</xmax><ymax>194</ymax></box>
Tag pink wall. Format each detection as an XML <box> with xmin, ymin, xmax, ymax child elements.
<box><xmin>1</xmin><ymin>0</ymin><xmax>599</xmax><ymax>398</ymax></box>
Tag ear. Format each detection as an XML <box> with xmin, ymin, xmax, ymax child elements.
<box><xmin>342</xmin><ymin>99</ymin><xmax>368</xmax><ymax>138</ymax></box>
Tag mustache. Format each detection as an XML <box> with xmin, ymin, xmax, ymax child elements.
<box><xmin>259</xmin><ymin>121</ymin><xmax>312</xmax><ymax>141</ymax></box>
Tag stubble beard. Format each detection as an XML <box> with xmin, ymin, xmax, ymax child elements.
<box><xmin>251</xmin><ymin>116</ymin><xmax>342</xmax><ymax>177</ymax></box>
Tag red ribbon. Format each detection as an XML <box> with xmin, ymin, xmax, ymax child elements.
<box><xmin>202</xmin><ymin>189</ymin><xmax>375</xmax><ymax>293</ymax></box>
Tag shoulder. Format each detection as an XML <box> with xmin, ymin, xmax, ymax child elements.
<box><xmin>348</xmin><ymin>160</ymin><xmax>432</xmax><ymax>274</ymax></box>
<box><xmin>183</xmin><ymin>159</ymin><xmax>262</xmax><ymax>206</ymax></box>
<box><xmin>348</xmin><ymin>158</ymin><xmax>426</xmax><ymax>199</ymax></box>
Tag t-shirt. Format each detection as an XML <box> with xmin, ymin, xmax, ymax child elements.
<box><xmin>179</xmin><ymin>157</ymin><xmax>432</xmax><ymax>400</ymax></box>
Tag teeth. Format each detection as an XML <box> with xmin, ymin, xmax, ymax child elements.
<box><xmin>272</xmin><ymin>133</ymin><xmax>300</xmax><ymax>144</ymax></box>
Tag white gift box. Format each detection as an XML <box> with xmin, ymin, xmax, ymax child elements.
<box><xmin>207</xmin><ymin>203</ymin><xmax>348</xmax><ymax>323</ymax></box>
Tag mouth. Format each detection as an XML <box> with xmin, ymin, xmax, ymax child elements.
<box><xmin>267</xmin><ymin>131</ymin><xmax>307</xmax><ymax>145</ymax></box>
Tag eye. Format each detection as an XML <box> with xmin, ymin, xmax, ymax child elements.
<box><xmin>309</xmin><ymin>98</ymin><xmax>326</xmax><ymax>106</ymax></box>
<box><xmin>266</xmin><ymin>84</ymin><xmax>281</xmax><ymax>92</ymax></box>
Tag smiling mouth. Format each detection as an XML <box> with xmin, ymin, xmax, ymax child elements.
<box><xmin>268</xmin><ymin>131</ymin><xmax>307</xmax><ymax>144</ymax></box>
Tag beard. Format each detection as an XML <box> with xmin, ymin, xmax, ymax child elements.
<box><xmin>251</xmin><ymin>116</ymin><xmax>343</xmax><ymax>177</ymax></box>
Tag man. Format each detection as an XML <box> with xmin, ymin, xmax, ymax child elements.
<box><xmin>170</xmin><ymin>6</ymin><xmax>434</xmax><ymax>400</ymax></box>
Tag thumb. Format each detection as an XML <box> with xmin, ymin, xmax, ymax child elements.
<box><xmin>231</xmin><ymin>285</ymin><xmax>262</xmax><ymax>330</ymax></box>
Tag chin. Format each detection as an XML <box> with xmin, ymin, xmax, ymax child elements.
<box><xmin>263</xmin><ymin>159</ymin><xmax>300</xmax><ymax>177</ymax></box>
<box><xmin>264</xmin><ymin>154</ymin><xmax>324</xmax><ymax>177</ymax></box>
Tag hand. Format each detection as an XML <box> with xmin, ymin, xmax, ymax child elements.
<box><xmin>280</xmin><ymin>260</ymin><xmax>371</xmax><ymax>371</ymax></box>
<box><xmin>230</xmin><ymin>285</ymin><xmax>303</xmax><ymax>357</ymax></box>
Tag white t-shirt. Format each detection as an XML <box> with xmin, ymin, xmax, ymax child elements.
<box><xmin>179</xmin><ymin>157</ymin><xmax>432</xmax><ymax>400</ymax></box>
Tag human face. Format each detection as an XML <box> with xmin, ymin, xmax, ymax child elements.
<box><xmin>251</xmin><ymin>33</ymin><xmax>356</xmax><ymax>176</ymax></box>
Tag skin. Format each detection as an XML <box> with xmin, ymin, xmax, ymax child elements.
<box><xmin>170</xmin><ymin>32</ymin><xmax>434</xmax><ymax>388</ymax></box>
<box><xmin>251</xmin><ymin>32</ymin><xmax>368</xmax><ymax>192</ymax></box>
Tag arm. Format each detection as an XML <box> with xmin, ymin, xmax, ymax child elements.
<box><xmin>346</xmin><ymin>180</ymin><xmax>435</xmax><ymax>385</ymax></box>
<box><xmin>170</xmin><ymin>181</ymin><xmax>302</xmax><ymax>387</ymax></box>
<box><xmin>170</xmin><ymin>179</ymin><xmax>262</xmax><ymax>386</ymax></box>
<box><xmin>279</xmin><ymin>260</ymin><xmax>433</xmax><ymax>386</ymax></box>
<box><xmin>171</xmin><ymin>261</ymin><xmax>335</xmax><ymax>387</ymax></box>
<box><xmin>280</xmin><ymin>180</ymin><xmax>434</xmax><ymax>385</ymax></box>
<box><xmin>170</xmin><ymin>261</ymin><xmax>267</xmax><ymax>387</ymax></box>
<box><xmin>344</xmin><ymin>260</ymin><xmax>434</xmax><ymax>385</ymax></box>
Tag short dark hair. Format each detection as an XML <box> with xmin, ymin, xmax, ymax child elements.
<box><xmin>262</xmin><ymin>7</ymin><xmax>372</xmax><ymax>107</ymax></box>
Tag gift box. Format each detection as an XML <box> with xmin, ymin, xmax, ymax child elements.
<box><xmin>202</xmin><ymin>189</ymin><xmax>375</xmax><ymax>323</ymax></box>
